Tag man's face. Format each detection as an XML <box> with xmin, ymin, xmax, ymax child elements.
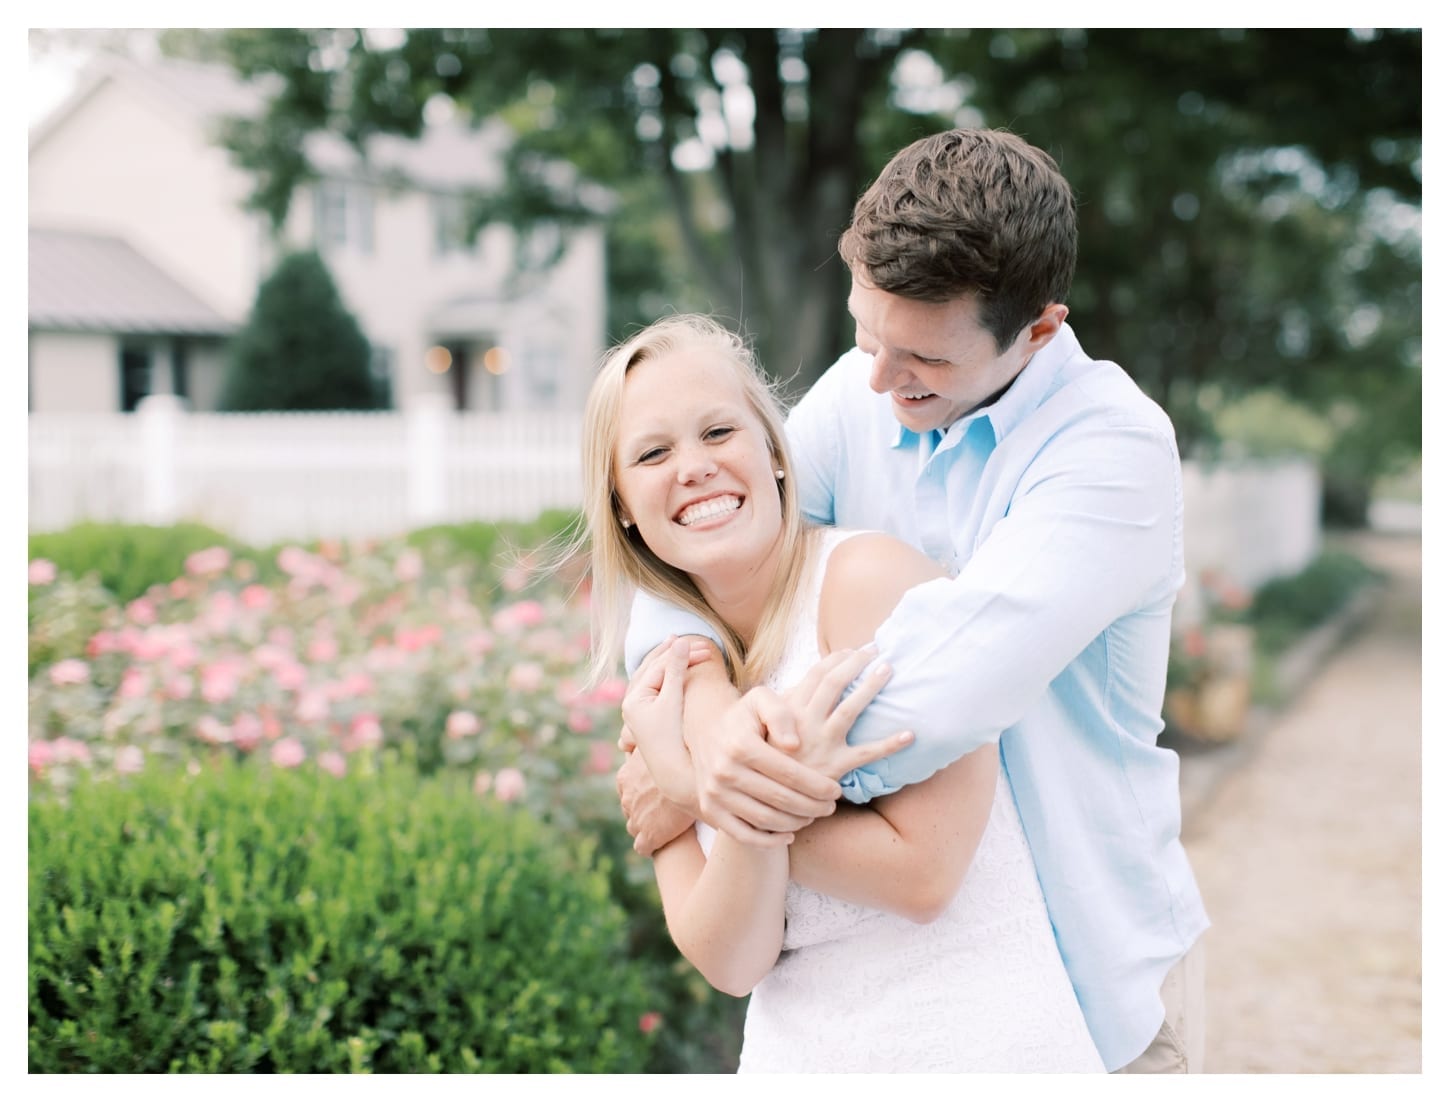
<box><xmin>847</xmin><ymin>275</ymin><xmax>1050</xmax><ymax>435</ymax></box>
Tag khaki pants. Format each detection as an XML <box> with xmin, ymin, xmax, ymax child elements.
<box><xmin>1116</xmin><ymin>937</ymin><xmax>1206</xmax><ymax>1073</ymax></box>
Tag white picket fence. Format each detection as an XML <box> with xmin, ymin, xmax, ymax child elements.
<box><xmin>29</xmin><ymin>398</ymin><xmax>1323</xmax><ymax>593</ymax></box>
<box><xmin>29</xmin><ymin>395</ymin><xmax>584</xmax><ymax>545</ymax></box>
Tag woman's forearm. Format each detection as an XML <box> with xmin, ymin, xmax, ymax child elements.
<box><xmin>788</xmin><ymin>747</ymin><xmax>997</xmax><ymax>924</ymax></box>
<box><xmin>652</xmin><ymin>832</ymin><xmax>788</xmax><ymax>997</ymax></box>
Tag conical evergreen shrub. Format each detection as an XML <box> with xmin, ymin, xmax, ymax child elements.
<box><xmin>221</xmin><ymin>251</ymin><xmax>383</xmax><ymax>411</ymax></box>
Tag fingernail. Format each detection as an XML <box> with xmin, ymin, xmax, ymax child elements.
<box><xmin>898</xmin><ymin>731</ymin><xmax>914</xmax><ymax>743</ymax></box>
<box><xmin>875</xmin><ymin>663</ymin><xmax>893</xmax><ymax>677</ymax></box>
<box><xmin>859</xmin><ymin>643</ymin><xmax>879</xmax><ymax>655</ymax></box>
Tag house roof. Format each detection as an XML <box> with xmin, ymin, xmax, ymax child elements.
<box><xmin>28</xmin><ymin>227</ymin><xmax>235</xmax><ymax>336</ymax></box>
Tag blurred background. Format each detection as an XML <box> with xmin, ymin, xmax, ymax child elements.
<box><xmin>26</xmin><ymin>27</ymin><xmax>1422</xmax><ymax>1075</ymax></box>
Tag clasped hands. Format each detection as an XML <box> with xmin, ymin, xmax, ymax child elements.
<box><xmin>614</xmin><ymin>635</ymin><xmax>912</xmax><ymax>855</ymax></box>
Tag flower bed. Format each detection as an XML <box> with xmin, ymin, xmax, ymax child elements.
<box><xmin>28</xmin><ymin>520</ymin><xmax>744</xmax><ymax>1073</ymax></box>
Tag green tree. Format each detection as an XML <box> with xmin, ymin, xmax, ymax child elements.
<box><xmin>926</xmin><ymin>28</ymin><xmax>1421</xmax><ymax>511</ymax></box>
<box><xmin>167</xmin><ymin>28</ymin><xmax>1419</xmax><ymax>497</ymax></box>
<box><xmin>220</xmin><ymin>250</ymin><xmax>382</xmax><ymax>411</ymax></box>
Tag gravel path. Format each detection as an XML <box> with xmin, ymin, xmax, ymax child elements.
<box><xmin>1180</xmin><ymin>532</ymin><xmax>1422</xmax><ymax>1073</ymax></box>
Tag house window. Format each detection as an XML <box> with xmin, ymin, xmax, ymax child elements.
<box><xmin>314</xmin><ymin>181</ymin><xmax>374</xmax><ymax>255</ymax></box>
<box><xmin>170</xmin><ymin>340</ymin><xmax>190</xmax><ymax>402</ymax></box>
<box><xmin>519</xmin><ymin>222</ymin><xmax>563</xmax><ymax>269</ymax></box>
<box><xmin>119</xmin><ymin>345</ymin><xmax>152</xmax><ymax>413</ymax></box>
<box><xmin>524</xmin><ymin>343</ymin><xmax>561</xmax><ymax>409</ymax></box>
<box><xmin>432</xmin><ymin>195</ymin><xmax>476</xmax><ymax>257</ymax></box>
<box><xmin>370</xmin><ymin>346</ymin><xmax>394</xmax><ymax>408</ymax></box>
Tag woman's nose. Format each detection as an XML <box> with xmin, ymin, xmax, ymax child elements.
<box><xmin>675</xmin><ymin>443</ymin><xmax>717</xmax><ymax>483</ymax></box>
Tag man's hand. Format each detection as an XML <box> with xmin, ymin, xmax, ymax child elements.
<box><xmin>691</xmin><ymin>649</ymin><xmax>914</xmax><ymax>847</ymax></box>
<box><xmin>616</xmin><ymin>749</ymin><xmax>694</xmax><ymax>856</ymax></box>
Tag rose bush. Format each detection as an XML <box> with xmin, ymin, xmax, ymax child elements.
<box><xmin>28</xmin><ymin>537</ymin><xmax>626</xmax><ymax>831</ymax></box>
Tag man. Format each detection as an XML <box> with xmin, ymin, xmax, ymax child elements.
<box><xmin>618</xmin><ymin>127</ymin><xmax>1208</xmax><ymax>1073</ymax></box>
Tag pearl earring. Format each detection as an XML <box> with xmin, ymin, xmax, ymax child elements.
<box><xmin>774</xmin><ymin>468</ymin><xmax>785</xmax><ymax>480</ymax></box>
<box><xmin>621</xmin><ymin>518</ymin><xmax>633</xmax><ymax>529</ymax></box>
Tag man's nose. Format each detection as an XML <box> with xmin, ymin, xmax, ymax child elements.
<box><xmin>867</xmin><ymin>350</ymin><xmax>905</xmax><ymax>394</ymax></box>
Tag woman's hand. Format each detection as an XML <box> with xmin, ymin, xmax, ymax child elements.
<box><xmin>620</xmin><ymin>635</ymin><xmax>715</xmax><ymax>806</ymax></box>
<box><xmin>766</xmin><ymin>647</ymin><xmax>915</xmax><ymax>778</ymax></box>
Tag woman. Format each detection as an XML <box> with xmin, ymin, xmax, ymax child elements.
<box><xmin>581</xmin><ymin>315</ymin><xmax>1103</xmax><ymax>1073</ymax></box>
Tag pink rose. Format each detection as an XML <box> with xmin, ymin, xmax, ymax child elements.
<box><xmin>318</xmin><ymin>751</ymin><xmax>347</xmax><ymax>778</ymax></box>
<box><xmin>185</xmin><ymin>546</ymin><xmax>232</xmax><ymax>576</ymax></box>
<box><xmin>270</xmin><ymin>738</ymin><xmax>306</xmax><ymax>768</ymax></box>
<box><xmin>493</xmin><ymin>767</ymin><xmax>526</xmax><ymax>803</ymax></box>
<box><xmin>232</xmin><ymin>712</ymin><xmax>264</xmax><ymax>751</ymax></box>
<box><xmin>51</xmin><ymin>737</ymin><xmax>91</xmax><ymax>765</ymax></box>
<box><xmin>118</xmin><ymin>667</ymin><xmax>148</xmax><ymax>699</ymax></box>
<box><xmin>295</xmin><ymin>691</ymin><xmax>330</xmax><ymax>724</ymax></box>
<box><xmin>638</xmin><ymin>1012</ymin><xmax>662</xmax><ymax>1035</ymax></box>
<box><xmin>587</xmin><ymin>740</ymin><xmax>615</xmax><ymax>775</ymax></box>
<box><xmin>446</xmin><ymin>710</ymin><xmax>481</xmax><ymax>740</ymax></box>
<box><xmin>114</xmin><ymin>746</ymin><xmax>145</xmax><ymax>775</ymax></box>
<box><xmin>567</xmin><ymin>709</ymin><xmax>595</xmax><ymax>734</ymax></box>
<box><xmin>49</xmin><ymin>659</ymin><xmax>90</xmax><ymax>686</ymax></box>
<box><xmin>127</xmin><ymin>597</ymin><xmax>157</xmax><ymax>625</ymax></box>
<box><xmin>240</xmin><ymin>584</ymin><xmax>272</xmax><ymax>610</ymax></box>
<box><xmin>506</xmin><ymin>662</ymin><xmax>545</xmax><ymax>694</ymax></box>
<box><xmin>196</xmin><ymin>715</ymin><xmax>232</xmax><ymax>745</ymax></box>
<box><xmin>340</xmin><ymin>672</ymin><xmax>374</xmax><ymax>697</ymax></box>
<box><xmin>394</xmin><ymin>548</ymin><xmax>424</xmax><ymax>582</ymax></box>
<box><xmin>307</xmin><ymin>634</ymin><xmax>339</xmax><ymax>663</ymax></box>
<box><xmin>277</xmin><ymin>546</ymin><xmax>314</xmax><ymax>577</ymax></box>
<box><xmin>29</xmin><ymin>741</ymin><xmax>54</xmax><ymax>774</ymax></box>
<box><xmin>472</xmin><ymin>770</ymin><xmax>493</xmax><ymax>797</ymax></box>
<box><xmin>86</xmin><ymin>630</ymin><xmax>119</xmax><ymax>657</ymax></box>
<box><xmin>28</xmin><ymin>559</ymin><xmax>57</xmax><ymax>585</ymax></box>
<box><xmin>492</xmin><ymin>600</ymin><xmax>546</xmax><ymax>632</ymax></box>
<box><xmin>274</xmin><ymin>662</ymin><xmax>307</xmax><ymax>691</ymax></box>
<box><xmin>588</xmin><ymin>678</ymin><xmax>629</xmax><ymax>706</ymax></box>
<box><xmin>348</xmin><ymin>714</ymin><xmax>383</xmax><ymax>749</ymax></box>
<box><xmin>200</xmin><ymin>664</ymin><xmax>240</xmax><ymax>704</ymax></box>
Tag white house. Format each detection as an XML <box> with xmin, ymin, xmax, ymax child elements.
<box><xmin>27</xmin><ymin>53</ymin><xmax>608</xmax><ymax>414</ymax></box>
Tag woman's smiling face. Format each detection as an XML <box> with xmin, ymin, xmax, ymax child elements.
<box><xmin>612</xmin><ymin>343</ymin><xmax>784</xmax><ymax>593</ymax></box>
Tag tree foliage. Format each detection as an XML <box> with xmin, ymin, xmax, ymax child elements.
<box><xmin>166</xmin><ymin>27</ymin><xmax>1418</xmax><ymax>488</ymax></box>
<box><xmin>220</xmin><ymin>250</ymin><xmax>382</xmax><ymax>412</ymax></box>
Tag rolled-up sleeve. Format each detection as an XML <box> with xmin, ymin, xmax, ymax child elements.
<box><xmin>624</xmin><ymin>590</ymin><xmax>724</xmax><ymax>676</ymax></box>
<box><xmin>837</xmin><ymin>420</ymin><xmax>1181</xmax><ymax>802</ymax></box>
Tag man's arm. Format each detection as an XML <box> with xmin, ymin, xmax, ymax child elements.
<box><xmin>834</xmin><ymin>421</ymin><xmax>1183</xmax><ymax>801</ymax></box>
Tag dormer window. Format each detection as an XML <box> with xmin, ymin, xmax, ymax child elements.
<box><xmin>314</xmin><ymin>180</ymin><xmax>374</xmax><ymax>255</ymax></box>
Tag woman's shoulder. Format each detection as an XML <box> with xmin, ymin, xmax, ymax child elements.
<box><xmin>821</xmin><ymin>528</ymin><xmax>938</xmax><ymax>578</ymax></box>
<box><xmin>816</xmin><ymin>528</ymin><xmax>945</xmax><ymax>650</ymax></box>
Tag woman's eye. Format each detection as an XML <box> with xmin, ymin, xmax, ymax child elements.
<box><xmin>638</xmin><ymin>447</ymin><xmax>666</xmax><ymax>464</ymax></box>
<box><xmin>705</xmin><ymin>426</ymin><xmax>735</xmax><ymax>441</ymax></box>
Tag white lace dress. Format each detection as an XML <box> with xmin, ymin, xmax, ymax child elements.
<box><xmin>697</xmin><ymin>529</ymin><xmax>1106</xmax><ymax>1073</ymax></box>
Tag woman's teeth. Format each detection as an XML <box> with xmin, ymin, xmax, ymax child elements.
<box><xmin>677</xmin><ymin>496</ymin><xmax>742</xmax><ymax>526</ymax></box>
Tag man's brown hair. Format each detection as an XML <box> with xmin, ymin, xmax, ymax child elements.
<box><xmin>838</xmin><ymin>128</ymin><xmax>1077</xmax><ymax>351</ymax></box>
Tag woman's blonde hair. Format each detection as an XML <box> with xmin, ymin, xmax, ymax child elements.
<box><xmin>581</xmin><ymin>314</ymin><xmax>818</xmax><ymax>688</ymax></box>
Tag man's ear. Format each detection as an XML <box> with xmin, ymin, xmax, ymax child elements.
<box><xmin>1023</xmin><ymin>304</ymin><xmax>1068</xmax><ymax>353</ymax></box>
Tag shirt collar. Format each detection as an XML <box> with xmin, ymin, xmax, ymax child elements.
<box><xmin>888</xmin><ymin>321</ymin><xmax>1081</xmax><ymax>451</ymax></box>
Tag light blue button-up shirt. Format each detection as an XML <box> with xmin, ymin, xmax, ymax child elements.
<box><xmin>625</xmin><ymin>323</ymin><xmax>1209</xmax><ymax>1071</ymax></box>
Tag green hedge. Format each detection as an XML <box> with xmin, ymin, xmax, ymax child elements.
<box><xmin>29</xmin><ymin>754</ymin><xmax>656</xmax><ymax>1073</ymax></box>
<box><xmin>1249</xmin><ymin>549</ymin><xmax>1383</xmax><ymax>656</ymax></box>
<box><xmin>28</xmin><ymin>522</ymin><xmax>244</xmax><ymax>605</ymax></box>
